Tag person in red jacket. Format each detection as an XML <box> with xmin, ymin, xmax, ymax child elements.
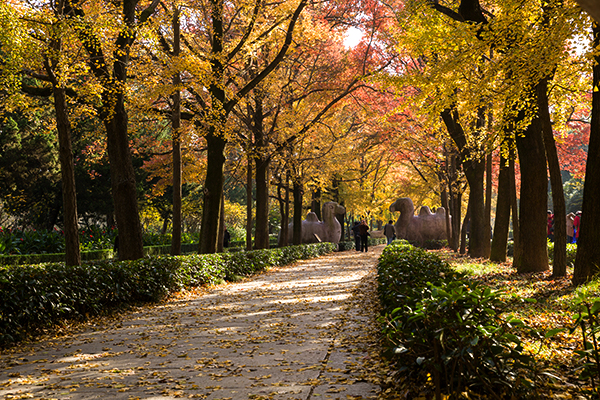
<box><xmin>573</xmin><ymin>211</ymin><xmax>582</xmax><ymax>243</ymax></box>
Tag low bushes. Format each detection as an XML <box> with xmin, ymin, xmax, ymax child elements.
<box><xmin>378</xmin><ymin>241</ymin><xmax>536</xmax><ymax>398</ymax></box>
<box><xmin>0</xmin><ymin>242</ymin><xmax>335</xmax><ymax>347</ymax></box>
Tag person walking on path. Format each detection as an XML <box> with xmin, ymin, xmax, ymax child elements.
<box><xmin>574</xmin><ymin>211</ymin><xmax>582</xmax><ymax>243</ymax></box>
<box><xmin>358</xmin><ymin>220</ymin><xmax>370</xmax><ymax>252</ymax></box>
<box><xmin>384</xmin><ymin>220</ymin><xmax>396</xmax><ymax>245</ymax></box>
<box><xmin>351</xmin><ymin>221</ymin><xmax>361</xmax><ymax>251</ymax></box>
<box><xmin>547</xmin><ymin>210</ymin><xmax>555</xmax><ymax>242</ymax></box>
<box><xmin>567</xmin><ymin>212</ymin><xmax>575</xmax><ymax>244</ymax></box>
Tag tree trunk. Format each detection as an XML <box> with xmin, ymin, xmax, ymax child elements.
<box><xmin>218</xmin><ymin>193</ymin><xmax>225</xmax><ymax>252</ymax></box>
<box><xmin>510</xmin><ymin>157</ymin><xmax>520</xmax><ymax>256</ymax></box>
<box><xmin>171</xmin><ymin>6</ymin><xmax>182</xmax><ymax>256</ymax></box>
<box><xmin>311</xmin><ymin>188</ymin><xmax>322</xmax><ymax>220</ymax></box>
<box><xmin>513</xmin><ymin>115</ymin><xmax>549</xmax><ymax>273</ymax></box>
<box><xmin>103</xmin><ymin>102</ymin><xmax>144</xmax><ymax>260</ymax></box>
<box><xmin>460</xmin><ymin>200</ymin><xmax>471</xmax><ymax>255</ymax></box>
<box><xmin>441</xmin><ymin>108</ymin><xmax>488</xmax><ymax>258</ymax></box>
<box><xmin>537</xmin><ymin>78</ymin><xmax>567</xmax><ymax>277</ymax></box>
<box><xmin>490</xmin><ymin>152</ymin><xmax>511</xmax><ymax>262</ymax></box>
<box><xmin>253</xmin><ymin>93</ymin><xmax>270</xmax><ymax>249</ymax></box>
<box><xmin>277</xmin><ymin>177</ymin><xmax>289</xmax><ymax>247</ymax></box>
<box><xmin>573</xmin><ymin>22</ymin><xmax>600</xmax><ymax>285</ymax></box>
<box><xmin>484</xmin><ymin>152</ymin><xmax>492</xmax><ymax>256</ymax></box>
<box><xmin>52</xmin><ymin>86</ymin><xmax>81</xmax><ymax>266</ymax></box>
<box><xmin>255</xmin><ymin>155</ymin><xmax>270</xmax><ymax>249</ymax></box>
<box><xmin>199</xmin><ymin>132</ymin><xmax>226</xmax><ymax>254</ymax></box>
<box><xmin>246</xmin><ymin>155</ymin><xmax>253</xmax><ymax>251</ymax></box>
<box><xmin>292</xmin><ymin>179</ymin><xmax>303</xmax><ymax>245</ymax></box>
<box><xmin>44</xmin><ymin>31</ymin><xmax>81</xmax><ymax>266</ymax></box>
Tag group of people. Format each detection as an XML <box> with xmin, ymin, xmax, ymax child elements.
<box><xmin>547</xmin><ymin>210</ymin><xmax>581</xmax><ymax>243</ymax></box>
<box><xmin>351</xmin><ymin>219</ymin><xmax>397</xmax><ymax>252</ymax></box>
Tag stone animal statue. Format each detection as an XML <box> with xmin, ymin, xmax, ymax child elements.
<box><xmin>286</xmin><ymin>201</ymin><xmax>346</xmax><ymax>244</ymax></box>
<box><xmin>389</xmin><ymin>197</ymin><xmax>450</xmax><ymax>244</ymax></box>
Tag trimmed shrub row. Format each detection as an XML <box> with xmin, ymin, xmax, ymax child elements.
<box><xmin>0</xmin><ymin>243</ymin><xmax>200</xmax><ymax>266</ymax></box>
<box><xmin>0</xmin><ymin>242</ymin><xmax>335</xmax><ymax>346</ymax></box>
<box><xmin>377</xmin><ymin>241</ymin><xmax>535</xmax><ymax>398</ymax></box>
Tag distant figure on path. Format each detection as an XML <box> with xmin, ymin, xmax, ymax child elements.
<box><xmin>574</xmin><ymin>211</ymin><xmax>582</xmax><ymax>243</ymax></box>
<box><xmin>547</xmin><ymin>210</ymin><xmax>554</xmax><ymax>242</ymax></box>
<box><xmin>383</xmin><ymin>220</ymin><xmax>396</xmax><ymax>245</ymax></box>
<box><xmin>351</xmin><ymin>221</ymin><xmax>361</xmax><ymax>252</ymax></box>
<box><xmin>358</xmin><ymin>220</ymin><xmax>370</xmax><ymax>252</ymax></box>
<box><xmin>566</xmin><ymin>213</ymin><xmax>575</xmax><ymax>244</ymax></box>
<box><xmin>224</xmin><ymin>228</ymin><xmax>231</xmax><ymax>248</ymax></box>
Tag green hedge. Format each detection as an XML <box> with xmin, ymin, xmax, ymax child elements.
<box><xmin>0</xmin><ymin>242</ymin><xmax>335</xmax><ymax>346</ymax></box>
<box><xmin>0</xmin><ymin>243</ymin><xmax>201</xmax><ymax>266</ymax></box>
<box><xmin>378</xmin><ymin>241</ymin><xmax>535</xmax><ymax>398</ymax></box>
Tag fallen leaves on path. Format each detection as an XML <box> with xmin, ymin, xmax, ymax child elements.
<box><xmin>1</xmin><ymin>247</ymin><xmax>395</xmax><ymax>400</ymax></box>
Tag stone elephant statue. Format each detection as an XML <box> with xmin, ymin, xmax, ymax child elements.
<box><xmin>389</xmin><ymin>197</ymin><xmax>450</xmax><ymax>244</ymax></box>
<box><xmin>286</xmin><ymin>201</ymin><xmax>346</xmax><ymax>244</ymax></box>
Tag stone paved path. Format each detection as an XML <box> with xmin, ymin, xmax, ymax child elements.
<box><xmin>0</xmin><ymin>246</ymin><xmax>386</xmax><ymax>400</ymax></box>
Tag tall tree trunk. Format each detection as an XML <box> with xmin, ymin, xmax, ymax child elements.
<box><xmin>573</xmin><ymin>22</ymin><xmax>600</xmax><ymax>285</ymax></box>
<box><xmin>171</xmin><ymin>6</ymin><xmax>182</xmax><ymax>256</ymax></box>
<box><xmin>44</xmin><ymin>32</ymin><xmax>81</xmax><ymax>266</ymax></box>
<box><xmin>199</xmin><ymin>132</ymin><xmax>226</xmax><ymax>254</ymax></box>
<box><xmin>537</xmin><ymin>78</ymin><xmax>567</xmax><ymax>277</ymax></box>
<box><xmin>509</xmin><ymin>157</ymin><xmax>520</xmax><ymax>256</ymax></box>
<box><xmin>513</xmin><ymin>115</ymin><xmax>549</xmax><ymax>273</ymax></box>
<box><xmin>484</xmin><ymin>152</ymin><xmax>492</xmax><ymax>256</ymax></box>
<box><xmin>52</xmin><ymin>85</ymin><xmax>80</xmax><ymax>266</ymax></box>
<box><xmin>218</xmin><ymin>193</ymin><xmax>225</xmax><ymax>252</ymax></box>
<box><xmin>490</xmin><ymin>152</ymin><xmax>511</xmax><ymax>262</ymax></box>
<box><xmin>446</xmin><ymin>148</ymin><xmax>461</xmax><ymax>252</ymax></box>
<box><xmin>441</xmin><ymin>109</ymin><xmax>487</xmax><ymax>258</ymax></box>
<box><xmin>254</xmin><ymin>93</ymin><xmax>269</xmax><ymax>249</ymax></box>
<box><xmin>103</xmin><ymin>104</ymin><xmax>144</xmax><ymax>260</ymax></box>
<box><xmin>277</xmin><ymin>177</ymin><xmax>289</xmax><ymax>247</ymax></box>
<box><xmin>246</xmin><ymin>155</ymin><xmax>253</xmax><ymax>251</ymax></box>
<box><xmin>255</xmin><ymin>155</ymin><xmax>270</xmax><ymax>249</ymax></box>
<box><xmin>460</xmin><ymin>200</ymin><xmax>471</xmax><ymax>255</ymax></box>
<box><xmin>311</xmin><ymin>188</ymin><xmax>322</xmax><ymax>220</ymax></box>
<box><xmin>292</xmin><ymin>179</ymin><xmax>303</xmax><ymax>245</ymax></box>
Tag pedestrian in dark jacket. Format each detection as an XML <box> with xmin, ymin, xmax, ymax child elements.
<box><xmin>358</xmin><ymin>220</ymin><xmax>370</xmax><ymax>252</ymax></box>
<box><xmin>351</xmin><ymin>221</ymin><xmax>361</xmax><ymax>252</ymax></box>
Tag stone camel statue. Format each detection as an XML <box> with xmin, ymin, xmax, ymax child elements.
<box><xmin>389</xmin><ymin>197</ymin><xmax>450</xmax><ymax>244</ymax></box>
<box><xmin>286</xmin><ymin>201</ymin><xmax>346</xmax><ymax>244</ymax></box>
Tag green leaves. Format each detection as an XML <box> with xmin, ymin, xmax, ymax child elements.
<box><xmin>377</xmin><ymin>241</ymin><xmax>536</xmax><ymax>397</ymax></box>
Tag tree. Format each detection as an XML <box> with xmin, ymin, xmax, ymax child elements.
<box><xmin>64</xmin><ymin>0</ymin><xmax>160</xmax><ymax>260</ymax></box>
<box><xmin>573</xmin><ymin>22</ymin><xmax>600</xmax><ymax>285</ymax></box>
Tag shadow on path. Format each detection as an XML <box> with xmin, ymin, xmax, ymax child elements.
<box><xmin>0</xmin><ymin>246</ymin><xmax>386</xmax><ymax>400</ymax></box>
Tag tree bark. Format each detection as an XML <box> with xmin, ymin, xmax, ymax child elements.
<box><xmin>441</xmin><ymin>108</ymin><xmax>487</xmax><ymax>258</ymax></box>
<box><xmin>537</xmin><ymin>78</ymin><xmax>567</xmax><ymax>277</ymax></box>
<box><xmin>199</xmin><ymin>132</ymin><xmax>226</xmax><ymax>254</ymax></box>
<box><xmin>292</xmin><ymin>179</ymin><xmax>303</xmax><ymax>245</ymax></box>
<box><xmin>52</xmin><ymin>85</ymin><xmax>81</xmax><ymax>266</ymax></box>
<box><xmin>44</xmin><ymin>26</ymin><xmax>81</xmax><ymax>267</ymax></box>
<box><xmin>513</xmin><ymin>115</ymin><xmax>549</xmax><ymax>273</ymax></box>
<box><xmin>246</xmin><ymin>155</ymin><xmax>253</xmax><ymax>251</ymax></box>
<box><xmin>253</xmin><ymin>93</ymin><xmax>270</xmax><ymax>249</ymax></box>
<box><xmin>490</xmin><ymin>152</ymin><xmax>511</xmax><ymax>262</ymax></box>
<box><xmin>509</xmin><ymin>157</ymin><xmax>520</xmax><ymax>256</ymax></box>
<box><xmin>171</xmin><ymin>6</ymin><xmax>182</xmax><ymax>256</ymax></box>
<box><xmin>311</xmin><ymin>188</ymin><xmax>322</xmax><ymax>220</ymax></box>
<box><xmin>484</xmin><ymin>152</ymin><xmax>492</xmax><ymax>255</ymax></box>
<box><xmin>460</xmin><ymin>200</ymin><xmax>471</xmax><ymax>255</ymax></box>
<box><xmin>573</xmin><ymin>22</ymin><xmax>600</xmax><ymax>285</ymax></box>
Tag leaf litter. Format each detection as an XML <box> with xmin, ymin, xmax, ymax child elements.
<box><xmin>0</xmin><ymin>246</ymin><xmax>395</xmax><ymax>400</ymax></box>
